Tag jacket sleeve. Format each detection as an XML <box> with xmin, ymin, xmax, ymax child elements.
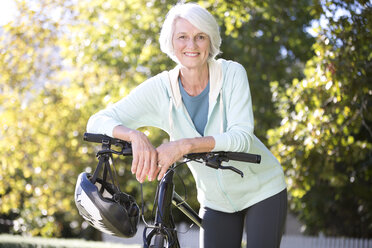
<box><xmin>86</xmin><ymin>75</ymin><xmax>168</xmax><ymax>136</ymax></box>
<box><xmin>212</xmin><ymin>62</ymin><xmax>254</xmax><ymax>152</ymax></box>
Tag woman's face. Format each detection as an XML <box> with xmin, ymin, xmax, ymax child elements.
<box><xmin>172</xmin><ymin>18</ymin><xmax>210</xmax><ymax>70</ymax></box>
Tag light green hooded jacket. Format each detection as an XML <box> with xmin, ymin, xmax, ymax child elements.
<box><xmin>87</xmin><ymin>58</ymin><xmax>286</xmax><ymax>212</ymax></box>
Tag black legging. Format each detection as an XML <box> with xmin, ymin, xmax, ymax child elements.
<box><xmin>200</xmin><ymin>189</ymin><xmax>287</xmax><ymax>248</ymax></box>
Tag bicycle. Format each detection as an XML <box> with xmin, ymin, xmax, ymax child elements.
<box><xmin>82</xmin><ymin>132</ymin><xmax>261</xmax><ymax>248</ymax></box>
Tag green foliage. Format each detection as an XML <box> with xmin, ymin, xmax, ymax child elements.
<box><xmin>0</xmin><ymin>0</ymin><xmax>80</xmax><ymax>237</ymax></box>
<box><xmin>268</xmin><ymin>0</ymin><xmax>372</xmax><ymax>237</ymax></box>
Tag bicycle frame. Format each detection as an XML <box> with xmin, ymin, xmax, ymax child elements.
<box><xmin>172</xmin><ymin>192</ymin><xmax>201</xmax><ymax>228</ymax></box>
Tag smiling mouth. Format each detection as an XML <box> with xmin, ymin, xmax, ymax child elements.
<box><xmin>184</xmin><ymin>52</ymin><xmax>199</xmax><ymax>57</ymax></box>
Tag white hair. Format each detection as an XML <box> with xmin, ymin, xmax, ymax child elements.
<box><xmin>159</xmin><ymin>2</ymin><xmax>221</xmax><ymax>63</ymax></box>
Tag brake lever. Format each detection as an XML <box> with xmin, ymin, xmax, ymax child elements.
<box><xmin>205</xmin><ymin>154</ymin><xmax>244</xmax><ymax>178</ymax></box>
<box><xmin>219</xmin><ymin>166</ymin><xmax>244</xmax><ymax>178</ymax></box>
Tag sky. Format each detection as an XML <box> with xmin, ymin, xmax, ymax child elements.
<box><xmin>0</xmin><ymin>0</ymin><xmax>18</xmax><ymax>26</ymax></box>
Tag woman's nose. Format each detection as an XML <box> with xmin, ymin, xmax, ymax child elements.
<box><xmin>186</xmin><ymin>39</ymin><xmax>197</xmax><ymax>49</ymax></box>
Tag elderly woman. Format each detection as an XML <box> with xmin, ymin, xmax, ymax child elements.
<box><xmin>87</xmin><ymin>2</ymin><xmax>287</xmax><ymax>248</ymax></box>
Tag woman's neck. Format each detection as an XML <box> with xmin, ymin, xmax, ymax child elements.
<box><xmin>179</xmin><ymin>64</ymin><xmax>209</xmax><ymax>96</ymax></box>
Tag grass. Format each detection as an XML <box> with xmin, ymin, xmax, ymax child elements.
<box><xmin>0</xmin><ymin>234</ymin><xmax>141</xmax><ymax>248</ymax></box>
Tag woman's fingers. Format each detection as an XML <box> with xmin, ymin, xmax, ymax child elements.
<box><xmin>131</xmin><ymin>151</ymin><xmax>139</xmax><ymax>175</ymax></box>
<box><xmin>133</xmin><ymin>147</ymin><xmax>144</xmax><ymax>182</ymax></box>
<box><xmin>157</xmin><ymin>165</ymin><xmax>170</xmax><ymax>181</ymax></box>
<box><xmin>156</xmin><ymin>141</ymin><xmax>186</xmax><ymax>180</ymax></box>
<box><xmin>148</xmin><ymin>152</ymin><xmax>159</xmax><ymax>181</ymax></box>
<box><xmin>129</xmin><ymin>131</ymin><xmax>157</xmax><ymax>183</ymax></box>
<box><xmin>139</xmin><ymin>149</ymin><xmax>155</xmax><ymax>182</ymax></box>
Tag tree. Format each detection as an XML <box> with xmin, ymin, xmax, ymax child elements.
<box><xmin>0</xmin><ymin>0</ymin><xmax>86</xmax><ymax>237</ymax></box>
<box><xmin>268</xmin><ymin>0</ymin><xmax>372</xmax><ymax>237</ymax></box>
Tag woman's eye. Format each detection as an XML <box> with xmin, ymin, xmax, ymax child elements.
<box><xmin>178</xmin><ymin>35</ymin><xmax>186</xmax><ymax>40</ymax></box>
<box><xmin>197</xmin><ymin>35</ymin><xmax>206</xmax><ymax>40</ymax></box>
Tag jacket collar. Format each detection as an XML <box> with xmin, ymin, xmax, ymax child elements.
<box><xmin>168</xmin><ymin>59</ymin><xmax>223</xmax><ymax>108</ymax></box>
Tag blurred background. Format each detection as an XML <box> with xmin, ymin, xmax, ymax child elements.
<box><xmin>0</xmin><ymin>0</ymin><xmax>371</xmax><ymax>244</ymax></box>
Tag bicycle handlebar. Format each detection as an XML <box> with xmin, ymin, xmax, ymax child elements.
<box><xmin>84</xmin><ymin>132</ymin><xmax>128</xmax><ymax>147</ymax></box>
<box><xmin>83</xmin><ymin>133</ymin><xmax>261</xmax><ymax>176</ymax></box>
<box><xmin>84</xmin><ymin>132</ymin><xmax>133</xmax><ymax>155</ymax></box>
<box><xmin>185</xmin><ymin>152</ymin><xmax>261</xmax><ymax>164</ymax></box>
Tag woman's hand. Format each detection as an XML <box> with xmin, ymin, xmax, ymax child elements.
<box><xmin>128</xmin><ymin>130</ymin><xmax>159</xmax><ymax>183</ymax></box>
<box><xmin>156</xmin><ymin>140</ymin><xmax>188</xmax><ymax>180</ymax></box>
<box><xmin>156</xmin><ymin>137</ymin><xmax>215</xmax><ymax>180</ymax></box>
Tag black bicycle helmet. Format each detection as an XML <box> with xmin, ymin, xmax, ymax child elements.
<box><xmin>74</xmin><ymin>172</ymin><xmax>140</xmax><ymax>238</ymax></box>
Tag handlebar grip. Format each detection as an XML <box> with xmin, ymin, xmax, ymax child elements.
<box><xmin>84</xmin><ymin>133</ymin><xmax>113</xmax><ymax>143</ymax></box>
<box><xmin>225</xmin><ymin>152</ymin><xmax>261</xmax><ymax>164</ymax></box>
<box><xmin>83</xmin><ymin>132</ymin><xmax>131</xmax><ymax>148</ymax></box>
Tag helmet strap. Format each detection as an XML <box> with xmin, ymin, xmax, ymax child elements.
<box><xmin>106</xmin><ymin>153</ymin><xmax>121</xmax><ymax>192</ymax></box>
<box><xmin>92</xmin><ymin>152</ymin><xmax>121</xmax><ymax>194</ymax></box>
<box><xmin>91</xmin><ymin>154</ymin><xmax>107</xmax><ymax>184</ymax></box>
